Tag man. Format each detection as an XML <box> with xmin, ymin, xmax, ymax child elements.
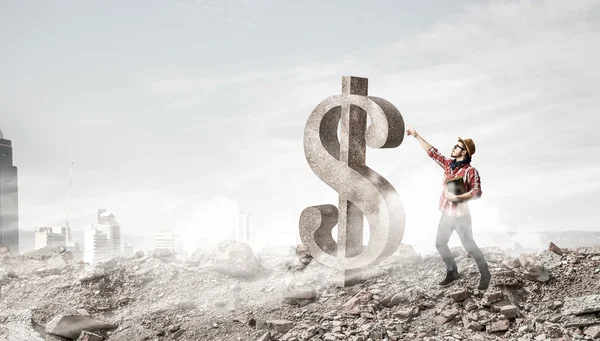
<box><xmin>406</xmin><ymin>126</ymin><xmax>491</xmax><ymax>290</ymax></box>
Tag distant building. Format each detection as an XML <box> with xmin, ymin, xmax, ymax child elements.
<box><xmin>82</xmin><ymin>209</ymin><xmax>123</xmax><ymax>263</ymax></box>
<box><xmin>0</xmin><ymin>129</ymin><xmax>19</xmax><ymax>253</ymax></box>
<box><xmin>83</xmin><ymin>227</ymin><xmax>111</xmax><ymax>264</ymax></box>
<box><xmin>232</xmin><ymin>210</ymin><xmax>251</xmax><ymax>243</ymax></box>
<box><xmin>97</xmin><ymin>209</ymin><xmax>122</xmax><ymax>256</ymax></box>
<box><xmin>123</xmin><ymin>242</ymin><xmax>134</xmax><ymax>256</ymax></box>
<box><xmin>154</xmin><ymin>230</ymin><xmax>183</xmax><ymax>252</ymax></box>
<box><xmin>34</xmin><ymin>226</ymin><xmax>67</xmax><ymax>250</ymax></box>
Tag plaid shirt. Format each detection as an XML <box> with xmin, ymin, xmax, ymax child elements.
<box><xmin>427</xmin><ymin>147</ymin><xmax>482</xmax><ymax>217</ymax></box>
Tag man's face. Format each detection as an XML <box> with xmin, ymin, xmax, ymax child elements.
<box><xmin>450</xmin><ymin>141</ymin><xmax>467</xmax><ymax>158</ymax></box>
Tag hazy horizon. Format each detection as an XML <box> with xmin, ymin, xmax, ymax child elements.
<box><xmin>3</xmin><ymin>0</ymin><xmax>600</xmax><ymax>255</ymax></box>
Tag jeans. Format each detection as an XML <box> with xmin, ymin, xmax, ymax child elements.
<box><xmin>435</xmin><ymin>213</ymin><xmax>489</xmax><ymax>274</ymax></box>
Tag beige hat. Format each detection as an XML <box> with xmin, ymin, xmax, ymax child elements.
<box><xmin>458</xmin><ymin>137</ymin><xmax>476</xmax><ymax>156</ymax></box>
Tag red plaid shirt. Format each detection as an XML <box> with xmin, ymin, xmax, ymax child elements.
<box><xmin>427</xmin><ymin>147</ymin><xmax>482</xmax><ymax>217</ymax></box>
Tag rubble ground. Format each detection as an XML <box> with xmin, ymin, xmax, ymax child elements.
<box><xmin>1</xmin><ymin>241</ymin><xmax>600</xmax><ymax>341</ymax></box>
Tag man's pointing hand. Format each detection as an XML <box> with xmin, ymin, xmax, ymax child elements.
<box><xmin>406</xmin><ymin>126</ymin><xmax>418</xmax><ymax>138</ymax></box>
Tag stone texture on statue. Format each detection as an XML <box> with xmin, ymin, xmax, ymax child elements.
<box><xmin>299</xmin><ymin>76</ymin><xmax>406</xmax><ymax>286</ymax></box>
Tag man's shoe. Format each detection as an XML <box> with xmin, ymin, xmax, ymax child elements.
<box><xmin>478</xmin><ymin>270</ymin><xmax>492</xmax><ymax>290</ymax></box>
<box><xmin>438</xmin><ymin>270</ymin><xmax>459</xmax><ymax>286</ymax></box>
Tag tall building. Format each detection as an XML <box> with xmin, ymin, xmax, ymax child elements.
<box><xmin>232</xmin><ymin>210</ymin><xmax>251</xmax><ymax>243</ymax></box>
<box><xmin>0</xmin><ymin>129</ymin><xmax>19</xmax><ymax>253</ymax></box>
<box><xmin>97</xmin><ymin>209</ymin><xmax>122</xmax><ymax>257</ymax></box>
<box><xmin>83</xmin><ymin>227</ymin><xmax>111</xmax><ymax>264</ymax></box>
<box><xmin>34</xmin><ymin>226</ymin><xmax>66</xmax><ymax>250</ymax></box>
<box><xmin>154</xmin><ymin>230</ymin><xmax>183</xmax><ymax>253</ymax></box>
<box><xmin>82</xmin><ymin>209</ymin><xmax>122</xmax><ymax>263</ymax></box>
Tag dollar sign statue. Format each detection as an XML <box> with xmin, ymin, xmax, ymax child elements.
<box><xmin>299</xmin><ymin>76</ymin><xmax>406</xmax><ymax>286</ymax></box>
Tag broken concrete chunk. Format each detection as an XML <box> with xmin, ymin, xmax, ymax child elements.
<box><xmin>45</xmin><ymin>315</ymin><xmax>117</xmax><ymax>340</ymax></box>
<box><xmin>78</xmin><ymin>267</ymin><xmax>106</xmax><ymax>282</ymax></box>
<box><xmin>209</xmin><ymin>241</ymin><xmax>261</xmax><ymax>278</ymax></box>
<box><xmin>282</xmin><ymin>288</ymin><xmax>316</xmax><ymax>301</ymax></box>
<box><xmin>537</xmin><ymin>250</ymin><xmax>562</xmax><ymax>270</ymax></box>
<box><xmin>449</xmin><ymin>288</ymin><xmax>470</xmax><ymax>302</ymax></box>
<box><xmin>583</xmin><ymin>324</ymin><xmax>600</xmax><ymax>338</ymax></box>
<box><xmin>500</xmin><ymin>305</ymin><xmax>519</xmax><ymax>319</ymax></box>
<box><xmin>562</xmin><ymin>314</ymin><xmax>600</xmax><ymax>327</ymax></box>
<box><xmin>434</xmin><ymin>308</ymin><xmax>459</xmax><ymax>324</ymax></box>
<box><xmin>523</xmin><ymin>264</ymin><xmax>550</xmax><ymax>282</ymax></box>
<box><xmin>491</xmin><ymin>300</ymin><xmax>513</xmax><ymax>313</ymax></box>
<box><xmin>76</xmin><ymin>331</ymin><xmax>104</xmax><ymax>341</ymax></box>
<box><xmin>462</xmin><ymin>316</ymin><xmax>484</xmax><ymax>331</ymax></box>
<box><xmin>488</xmin><ymin>319</ymin><xmax>510</xmax><ymax>332</ymax></box>
<box><xmin>255</xmin><ymin>332</ymin><xmax>270</xmax><ymax>341</ymax></box>
<box><xmin>482</xmin><ymin>291</ymin><xmax>504</xmax><ymax>305</ymax></box>
<box><xmin>266</xmin><ymin>319</ymin><xmax>293</xmax><ymax>333</ymax></box>
<box><xmin>549</xmin><ymin>242</ymin><xmax>563</xmax><ymax>256</ymax></box>
<box><xmin>463</xmin><ymin>297</ymin><xmax>478</xmax><ymax>311</ymax></box>
<box><xmin>518</xmin><ymin>253</ymin><xmax>536</xmax><ymax>269</ymax></box>
<box><xmin>393</xmin><ymin>308</ymin><xmax>414</xmax><ymax>320</ymax></box>
<box><xmin>562</xmin><ymin>295</ymin><xmax>600</xmax><ymax>315</ymax></box>
<box><xmin>172</xmin><ymin>329</ymin><xmax>185</xmax><ymax>339</ymax></box>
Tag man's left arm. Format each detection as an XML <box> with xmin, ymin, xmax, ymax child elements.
<box><xmin>456</xmin><ymin>167</ymin><xmax>482</xmax><ymax>201</ymax></box>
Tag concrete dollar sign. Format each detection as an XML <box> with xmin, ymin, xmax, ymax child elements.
<box><xmin>299</xmin><ymin>76</ymin><xmax>406</xmax><ymax>286</ymax></box>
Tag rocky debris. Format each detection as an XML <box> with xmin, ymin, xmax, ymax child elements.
<box><xmin>537</xmin><ymin>249</ymin><xmax>563</xmax><ymax>270</ymax></box>
<box><xmin>576</xmin><ymin>245</ymin><xmax>600</xmax><ymax>256</ymax></box>
<box><xmin>0</xmin><ymin>309</ymin><xmax>44</xmax><ymax>341</ymax></box>
<box><xmin>549</xmin><ymin>241</ymin><xmax>564</xmax><ymax>256</ymax></box>
<box><xmin>0</xmin><ymin>240</ymin><xmax>599</xmax><ymax>340</ymax></box>
<box><xmin>77</xmin><ymin>330</ymin><xmax>105</xmax><ymax>341</ymax></box>
<box><xmin>45</xmin><ymin>314</ymin><xmax>117</xmax><ymax>339</ymax></box>
<box><xmin>150</xmin><ymin>248</ymin><xmax>173</xmax><ymax>259</ymax></box>
<box><xmin>584</xmin><ymin>324</ymin><xmax>600</xmax><ymax>338</ymax></box>
<box><xmin>294</xmin><ymin>244</ymin><xmax>314</xmax><ymax>270</ymax></box>
<box><xmin>488</xmin><ymin>319</ymin><xmax>510</xmax><ymax>332</ymax></box>
<box><xmin>203</xmin><ymin>240</ymin><xmax>261</xmax><ymax>277</ymax></box>
<box><xmin>449</xmin><ymin>287</ymin><xmax>470</xmax><ymax>302</ymax></box>
<box><xmin>283</xmin><ymin>288</ymin><xmax>317</xmax><ymax>305</ymax></box>
<box><xmin>562</xmin><ymin>295</ymin><xmax>600</xmax><ymax>315</ymax></box>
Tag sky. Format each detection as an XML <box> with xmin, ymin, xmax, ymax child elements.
<box><xmin>1</xmin><ymin>0</ymin><xmax>599</xmax><ymax>255</ymax></box>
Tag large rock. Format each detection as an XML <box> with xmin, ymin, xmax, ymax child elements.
<box><xmin>266</xmin><ymin>319</ymin><xmax>294</xmax><ymax>333</ymax></box>
<box><xmin>562</xmin><ymin>295</ymin><xmax>600</xmax><ymax>316</ymax></box>
<box><xmin>537</xmin><ymin>250</ymin><xmax>562</xmax><ymax>270</ymax></box>
<box><xmin>523</xmin><ymin>264</ymin><xmax>550</xmax><ymax>282</ymax></box>
<box><xmin>46</xmin><ymin>315</ymin><xmax>117</xmax><ymax>339</ymax></box>
<box><xmin>584</xmin><ymin>324</ymin><xmax>600</xmax><ymax>338</ymax></box>
<box><xmin>207</xmin><ymin>240</ymin><xmax>261</xmax><ymax>277</ymax></box>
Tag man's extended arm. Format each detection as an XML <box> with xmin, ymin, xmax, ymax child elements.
<box><xmin>406</xmin><ymin>126</ymin><xmax>432</xmax><ymax>151</ymax></box>
<box><xmin>406</xmin><ymin>126</ymin><xmax>449</xmax><ymax>169</ymax></box>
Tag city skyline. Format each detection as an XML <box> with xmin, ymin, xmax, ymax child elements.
<box><xmin>2</xmin><ymin>0</ymin><xmax>600</xmax><ymax>255</ymax></box>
